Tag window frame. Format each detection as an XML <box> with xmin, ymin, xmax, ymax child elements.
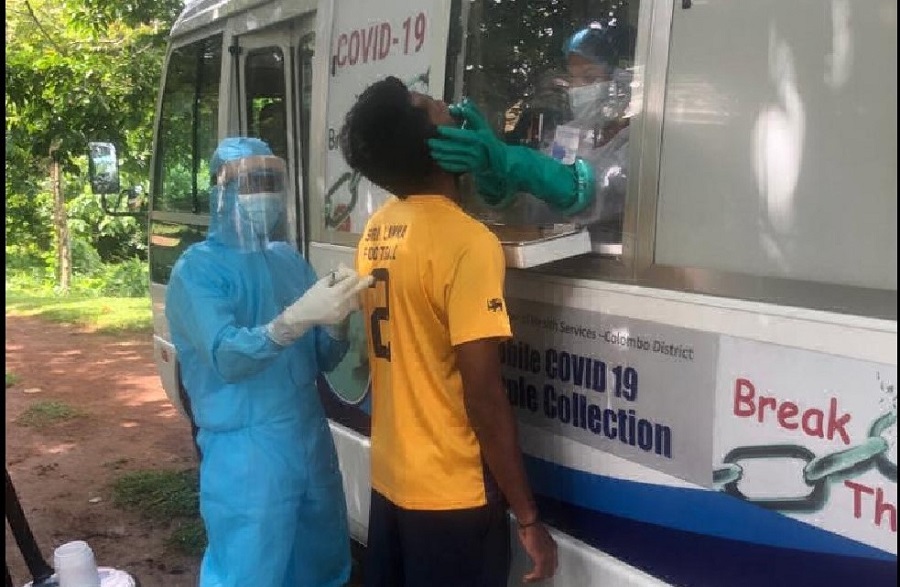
<box><xmin>239</xmin><ymin>40</ymin><xmax>297</xmax><ymax>247</ymax></box>
<box><xmin>148</xmin><ymin>28</ymin><xmax>225</xmax><ymax>287</ymax></box>
<box><xmin>151</xmin><ymin>31</ymin><xmax>225</xmax><ymax>217</ymax></box>
<box><xmin>296</xmin><ymin>34</ymin><xmax>317</xmax><ymax>258</ymax></box>
<box><xmin>445</xmin><ymin>0</ymin><xmax>646</xmax><ymax>281</ymax></box>
<box><xmin>234</xmin><ymin>20</ymin><xmax>316</xmax><ymax>252</ymax></box>
<box><xmin>631</xmin><ymin>0</ymin><xmax>896</xmax><ymax>321</ymax></box>
<box><xmin>445</xmin><ymin>0</ymin><xmax>896</xmax><ymax>321</ymax></box>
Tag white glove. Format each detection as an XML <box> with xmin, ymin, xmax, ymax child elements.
<box><xmin>323</xmin><ymin>264</ymin><xmax>364</xmax><ymax>340</ymax></box>
<box><xmin>267</xmin><ymin>265</ymin><xmax>374</xmax><ymax>346</ymax></box>
<box><xmin>331</xmin><ymin>264</ymin><xmax>358</xmax><ymax>284</ymax></box>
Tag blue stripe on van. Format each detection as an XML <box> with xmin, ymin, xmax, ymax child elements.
<box><xmin>526</xmin><ymin>456</ymin><xmax>897</xmax><ymax>585</ymax></box>
<box><xmin>535</xmin><ymin>493</ymin><xmax>897</xmax><ymax>587</ymax></box>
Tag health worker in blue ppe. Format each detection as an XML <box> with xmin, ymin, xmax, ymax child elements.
<box><xmin>165</xmin><ymin>137</ymin><xmax>373</xmax><ymax>587</ymax></box>
<box><xmin>428</xmin><ymin>21</ymin><xmax>633</xmax><ymax>243</ymax></box>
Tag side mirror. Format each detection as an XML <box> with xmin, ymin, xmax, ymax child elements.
<box><xmin>87</xmin><ymin>141</ymin><xmax>145</xmax><ymax>216</ymax></box>
<box><xmin>87</xmin><ymin>141</ymin><xmax>120</xmax><ymax>195</ymax></box>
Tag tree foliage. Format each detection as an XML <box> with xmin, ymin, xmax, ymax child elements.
<box><xmin>464</xmin><ymin>0</ymin><xmax>636</xmax><ymax>129</ymax></box>
<box><xmin>6</xmin><ymin>0</ymin><xmax>182</xmax><ymax>267</ymax></box>
<box><xmin>6</xmin><ymin>0</ymin><xmax>181</xmax><ymax>171</ymax></box>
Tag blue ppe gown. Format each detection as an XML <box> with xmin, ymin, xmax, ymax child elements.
<box><xmin>165</xmin><ymin>137</ymin><xmax>351</xmax><ymax>587</ymax></box>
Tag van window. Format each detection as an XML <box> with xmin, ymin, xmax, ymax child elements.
<box><xmin>154</xmin><ymin>35</ymin><xmax>223</xmax><ymax>214</ymax></box>
<box><xmin>455</xmin><ymin>0</ymin><xmax>640</xmax><ymax>251</ymax></box>
<box><xmin>149</xmin><ymin>221</ymin><xmax>207</xmax><ymax>284</ymax></box>
<box><xmin>653</xmin><ymin>3</ymin><xmax>897</xmax><ymax>294</ymax></box>
<box><xmin>246</xmin><ymin>48</ymin><xmax>288</xmax><ymax>160</ymax></box>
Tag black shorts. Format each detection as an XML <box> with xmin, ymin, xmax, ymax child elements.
<box><xmin>365</xmin><ymin>490</ymin><xmax>512</xmax><ymax>587</ymax></box>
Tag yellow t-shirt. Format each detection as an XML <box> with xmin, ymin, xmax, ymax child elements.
<box><xmin>356</xmin><ymin>195</ymin><xmax>512</xmax><ymax>510</ymax></box>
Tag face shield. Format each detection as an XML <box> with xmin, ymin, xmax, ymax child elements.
<box><xmin>562</xmin><ymin>23</ymin><xmax>631</xmax><ymax>129</ymax></box>
<box><xmin>215</xmin><ymin>155</ymin><xmax>288</xmax><ymax>247</ymax></box>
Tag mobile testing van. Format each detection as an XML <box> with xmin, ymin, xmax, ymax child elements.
<box><xmin>90</xmin><ymin>0</ymin><xmax>897</xmax><ymax>584</ymax></box>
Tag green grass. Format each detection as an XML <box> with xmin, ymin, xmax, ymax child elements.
<box><xmin>16</xmin><ymin>400</ymin><xmax>84</xmax><ymax>428</ymax></box>
<box><xmin>111</xmin><ymin>468</ymin><xmax>206</xmax><ymax>556</ymax></box>
<box><xmin>5</xmin><ymin>293</ymin><xmax>151</xmax><ymax>333</ymax></box>
<box><xmin>111</xmin><ymin>469</ymin><xmax>200</xmax><ymax>519</ymax></box>
<box><xmin>166</xmin><ymin>519</ymin><xmax>207</xmax><ymax>557</ymax></box>
<box><xmin>6</xmin><ymin>372</ymin><xmax>21</xmax><ymax>388</ymax></box>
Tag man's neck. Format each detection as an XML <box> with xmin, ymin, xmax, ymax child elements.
<box><xmin>428</xmin><ymin>173</ymin><xmax>460</xmax><ymax>202</ymax></box>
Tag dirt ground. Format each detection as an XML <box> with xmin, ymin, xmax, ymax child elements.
<box><xmin>5</xmin><ymin>315</ymin><xmax>201</xmax><ymax>587</ymax></box>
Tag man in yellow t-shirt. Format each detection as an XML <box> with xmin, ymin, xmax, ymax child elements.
<box><xmin>341</xmin><ymin>76</ymin><xmax>558</xmax><ymax>587</ymax></box>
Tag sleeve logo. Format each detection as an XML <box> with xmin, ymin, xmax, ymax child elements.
<box><xmin>487</xmin><ymin>298</ymin><xmax>504</xmax><ymax>312</ymax></box>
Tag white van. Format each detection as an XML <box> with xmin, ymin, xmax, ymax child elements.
<box><xmin>96</xmin><ymin>0</ymin><xmax>897</xmax><ymax>584</ymax></box>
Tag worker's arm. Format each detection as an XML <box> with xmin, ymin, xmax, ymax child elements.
<box><xmin>456</xmin><ymin>338</ymin><xmax>558</xmax><ymax>583</ymax></box>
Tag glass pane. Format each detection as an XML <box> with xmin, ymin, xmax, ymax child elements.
<box><xmin>154</xmin><ymin>35</ymin><xmax>222</xmax><ymax>214</ymax></box>
<box><xmin>654</xmin><ymin>1</ymin><xmax>896</xmax><ymax>292</ymax></box>
<box><xmin>155</xmin><ymin>44</ymin><xmax>198</xmax><ymax>213</ymax></box>
<box><xmin>458</xmin><ymin>0</ymin><xmax>640</xmax><ymax>249</ymax></box>
<box><xmin>246</xmin><ymin>48</ymin><xmax>288</xmax><ymax>160</ymax></box>
<box><xmin>149</xmin><ymin>221</ymin><xmax>208</xmax><ymax>284</ymax></box>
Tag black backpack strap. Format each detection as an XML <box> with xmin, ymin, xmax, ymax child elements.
<box><xmin>5</xmin><ymin>468</ymin><xmax>54</xmax><ymax>586</ymax></box>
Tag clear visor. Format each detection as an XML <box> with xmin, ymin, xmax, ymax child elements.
<box><xmin>216</xmin><ymin>155</ymin><xmax>289</xmax><ymax>247</ymax></box>
<box><xmin>513</xmin><ymin>66</ymin><xmax>634</xmax><ymax>151</ymax></box>
<box><xmin>217</xmin><ymin>155</ymin><xmax>287</xmax><ymax>194</ymax></box>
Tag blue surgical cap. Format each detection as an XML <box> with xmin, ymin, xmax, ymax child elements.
<box><xmin>563</xmin><ymin>22</ymin><xmax>619</xmax><ymax>67</ymax></box>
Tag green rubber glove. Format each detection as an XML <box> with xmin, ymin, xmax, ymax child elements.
<box><xmin>427</xmin><ymin>101</ymin><xmax>512</xmax><ymax>207</ymax></box>
<box><xmin>428</xmin><ymin>100</ymin><xmax>595</xmax><ymax>214</ymax></box>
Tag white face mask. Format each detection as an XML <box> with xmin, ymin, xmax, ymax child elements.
<box><xmin>237</xmin><ymin>192</ymin><xmax>285</xmax><ymax>236</ymax></box>
<box><xmin>568</xmin><ymin>81</ymin><xmax>610</xmax><ymax>125</ymax></box>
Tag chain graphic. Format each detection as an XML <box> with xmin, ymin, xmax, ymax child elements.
<box><xmin>323</xmin><ymin>170</ymin><xmax>362</xmax><ymax>229</ymax></box>
<box><xmin>714</xmin><ymin>407</ymin><xmax>897</xmax><ymax>513</ymax></box>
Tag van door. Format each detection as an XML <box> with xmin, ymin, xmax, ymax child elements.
<box><xmin>235</xmin><ymin>20</ymin><xmax>316</xmax><ymax>251</ymax></box>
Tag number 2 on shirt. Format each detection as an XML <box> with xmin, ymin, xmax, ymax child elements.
<box><xmin>369</xmin><ymin>268</ymin><xmax>391</xmax><ymax>361</ymax></box>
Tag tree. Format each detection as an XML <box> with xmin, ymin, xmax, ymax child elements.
<box><xmin>464</xmin><ymin>0</ymin><xmax>635</xmax><ymax>129</ymax></box>
<box><xmin>5</xmin><ymin>0</ymin><xmax>182</xmax><ymax>288</ymax></box>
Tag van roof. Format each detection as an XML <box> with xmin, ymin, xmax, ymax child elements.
<box><xmin>172</xmin><ymin>0</ymin><xmax>271</xmax><ymax>38</ymax></box>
